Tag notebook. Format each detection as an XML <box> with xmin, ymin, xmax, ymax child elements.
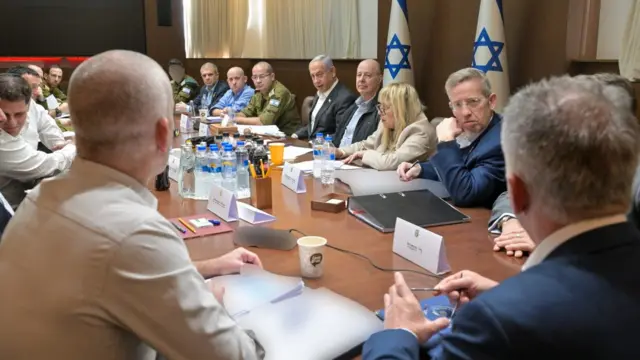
<box><xmin>348</xmin><ymin>189</ymin><xmax>470</xmax><ymax>233</ymax></box>
<box><xmin>335</xmin><ymin>169</ymin><xmax>450</xmax><ymax>199</ymax></box>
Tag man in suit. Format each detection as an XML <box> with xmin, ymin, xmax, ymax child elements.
<box><xmin>363</xmin><ymin>75</ymin><xmax>640</xmax><ymax>359</ymax></box>
<box><xmin>292</xmin><ymin>55</ymin><xmax>356</xmax><ymax>140</ymax></box>
<box><xmin>176</xmin><ymin>62</ymin><xmax>229</xmax><ymax>114</ymax></box>
<box><xmin>397</xmin><ymin>68</ymin><xmax>505</xmax><ymax>208</ymax></box>
<box><xmin>489</xmin><ymin>73</ymin><xmax>638</xmax><ymax>258</ymax></box>
<box><xmin>332</xmin><ymin>59</ymin><xmax>382</xmax><ymax>147</ymax></box>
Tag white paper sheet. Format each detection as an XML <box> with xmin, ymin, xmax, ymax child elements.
<box><xmin>236</xmin><ymin>125</ymin><xmax>284</xmax><ymax>137</ymax></box>
<box><xmin>279</xmin><ymin>160</ymin><xmax>360</xmax><ymax>173</ymax></box>
<box><xmin>283</xmin><ymin>146</ymin><xmax>312</xmax><ymax>160</ymax></box>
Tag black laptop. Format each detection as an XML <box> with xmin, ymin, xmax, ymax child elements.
<box><xmin>347</xmin><ymin>189</ymin><xmax>470</xmax><ymax>233</ymax></box>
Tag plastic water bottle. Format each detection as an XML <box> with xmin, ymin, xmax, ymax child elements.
<box><xmin>178</xmin><ymin>144</ymin><xmax>195</xmax><ymax>198</ymax></box>
<box><xmin>237</xmin><ymin>159</ymin><xmax>251</xmax><ymax>198</ymax></box>
<box><xmin>221</xmin><ymin>144</ymin><xmax>237</xmax><ymax>193</ymax></box>
<box><xmin>312</xmin><ymin>132</ymin><xmax>325</xmax><ymax>179</ymax></box>
<box><xmin>219</xmin><ymin>142</ymin><xmax>229</xmax><ymax>157</ymax></box>
<box><xmin>194</xmin><ymin>145</ymin><xmax>210</xmax><ymax>199</ymax></box>
<box><xmin>209</xmin><ymin>144</ymin><xmax>222</xmax><ymax>188</ymax></box>
<box><xmin>235</xmin><ymin>141</ymin><xmax>248</xmax><ymax>166</ymax></box>
<box><xmin>321</xmin><ymin>135</ymin><xmax>336</xmax><ymax>185</ymax></box>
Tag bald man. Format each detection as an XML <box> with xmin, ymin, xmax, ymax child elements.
<box><xmin>332</xmin><ymin>59</ymin><xmax>383</xmax><ymax>147</ymax></box>
<box><xmin>210</xmin><ymin>67</ymin><xmax>255</xmax><ymax>116</ymax></box>
<box><xmin>235</xmin><ymin>61</ymin><xmax>301</xmax><ymax>135</ymax></box>
<box><xmin>176</xmin><ymin>62</ymin><xmax>229</xmax><ymax>114</ymax></box>
<box><xmin>0</xmin><ymin>50</ymin><xmax>265</xmax><ymax>360</ymax></box>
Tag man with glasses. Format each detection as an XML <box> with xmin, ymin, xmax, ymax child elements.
<box><xmin>175</xmin><ymin>62</ymin><xmax>228</xmax><ymax>115</ymax></box>
<box><xmin>234</xmin><ymin>61</ymin><xmax>301</xmax><ymax>135</ymax></box>
<box><xmin>397</xmin><ymin>67</ymin><xmax>505</xmax><ymax>208</ymax></box>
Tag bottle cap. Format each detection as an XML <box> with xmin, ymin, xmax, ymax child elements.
<box><xmin>210</xmin><ymin>144</ymin><xmax>218</xmax><ymax>151</ymax></box>
<box><xmin>316</xmin><ymin>132</ymin><xmax>324</xmax><ymax>138</ymax></box>
<box><xmin>209</xmin><ymin>219</ymin><xmax>221</xmax><ymax>226</ymax></box>
<box><xmin>236</xmin><ymin>141</ymin><xmax>245</xmax><ymax>146</ymax></box>
<box><xmin>196</xmin><ymin>145</ymin><xmax>206</xmax><ymax>151</ymax></box>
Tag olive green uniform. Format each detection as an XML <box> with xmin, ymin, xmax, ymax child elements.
<box><xmin>171</xmin><ymin>75</ymin><xmax>199</xmax><ymax>103</ymax></box>
<box><xmin>42</xmin><ymin>83</ymin><xmax>67</xmax><ymax>104</ymax></box>
<box><xmin>239</xmin><ymin>80</ymin><xmax>301</xmax><ymax>135</ymax></box>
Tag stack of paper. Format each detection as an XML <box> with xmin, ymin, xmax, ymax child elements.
<box><xmin>282</xmin><ymin>146</ymin><xmax>312</xmax><ymax>160</ymax></box>
<box><xmin>236</xmin><ymin>125</ymin><xmax>284</xmax><ymax>137</ymax></box>
<box><xmin>207</xmin><ymin>265</ymin><xmax>304</xmax><ymax>318</ymax></box>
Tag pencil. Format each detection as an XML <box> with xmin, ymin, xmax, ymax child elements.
<box><xmin>171</xmin><ymin>221</ymin><xmax>186</xmax><ymax>234</ymax></box>
<box><xmin>259</xmin><ymin>159</ymin><xmax>265</xmax><ymax>178</ymax></box>
<box><xmin>249</xmin><ymin>163</ymin><xmax>257</xmax><ymax>178</ymax></box>
<box><xmin>178</xmin><ymin>217</ymin><xmax>196</xmax><ymax>233</ymax></box>
<box><xmin>409</xmin><ymin>159</ymin><xmax>420</xmax><ymax>169</ymax></box>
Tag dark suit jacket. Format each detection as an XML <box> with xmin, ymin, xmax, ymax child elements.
<box><xmin>363</xmin><ymin>221</ymin><xmax>640</xmax><ymax>360</ymax></box>
<box><xmin>193</xmin><ymin>81</ymin><xmax>230</xmax><ymax>110</ymax></box>
<box><xmin>332</xmin><ymin>93</ymin><xmax>380</xmax><ymax>147</ymax></box>
<box><xmin>294</xmin><ymin>81</ymin><xmax>357</xmax><ymax>139</ymax></box>
<box><xmin>488</xmin><ymin>191</ymin><xmax>513</xmax><ymax>228</ymax></box>
<box><xmin>419</xmin><ymin>113</ymin><xmax>505</xmax><ymax>208</ymax></box>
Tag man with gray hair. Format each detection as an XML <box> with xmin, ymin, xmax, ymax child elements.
<box><xmin>0</xmin><ymin>50</ymin><xmax>264</xmax><ymax>360</ymax></box>
<box><xmin>176</xmin><ymin>62</ymin><xmax>229</xmax><ymax>115</ymax></box>
<box><xmin>397</xmin><ymin>67</ymin><xmax>506</xmax><ymax>208</ymax></box>
<box><xmin>363</xmin><ymin>75</ymin><xmax>640</xmax><ymax>359</ymax></box>
<box><xmin>292</xmin><ymin>55</ymin><xmax>356</xmax><ymax>140</ymax></box>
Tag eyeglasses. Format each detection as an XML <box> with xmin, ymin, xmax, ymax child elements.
<box><xmin>449</xmin><ymin>97</ymin><xmax>485</xmax><ymax>111</ymax></box>
<box><xmin>251</xmin><ymin>73</ymin><xmax>271</xmax><ymax>81</ymax></box>
<box><xmin>376</xmin><ymin>103</ymin><xmax>389</xmax><ymax>115</ymax></box>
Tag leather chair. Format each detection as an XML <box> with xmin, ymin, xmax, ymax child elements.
<box><xmin>300</xmin><ymin>96</ymin><xmax>314</xmax><ymax>126</ymax></box>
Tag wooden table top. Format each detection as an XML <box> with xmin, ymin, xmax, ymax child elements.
<box><xmin>154</xmin><ymin>126</ymin><xmax>523</xmax><ymax>311</ymax></box>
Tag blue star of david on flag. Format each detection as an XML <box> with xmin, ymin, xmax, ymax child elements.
<box><xmin>472</xmin><ymin>27</ymin><xmax>504</xmax><ymax>73</ymax></box>
<box><xmin>385</xmin><ymin>34</ymin><xmax>411</xmax><ymax>79</ymax></box>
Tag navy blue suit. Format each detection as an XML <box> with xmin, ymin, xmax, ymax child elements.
<box><xmin>419</xmin><ymin>113</ymin><xmax>505</xmax><ymax>208</ymax></box>
<box><xmin>363</xmin><ymin>221</ymin><xmax>640</xmax><ymax>359</ymax></box>
<box><xmin>193</xmin><ymin>81</ymin><xmax>229</xmax><ymax>111</ymax></box>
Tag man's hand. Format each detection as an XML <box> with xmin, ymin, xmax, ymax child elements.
<box><xmin>343</xmin><ymin>151</ymin><xmax>364</xmax><ymax>164</ymax></box>
<box><xmin>175</xmin><ymin>102</ymin><xmax>188</xmax><ymax>113</ymax></box>
<box><xmin>436</xmin><ymin>117</ymin><xmax>462</xmax><ymax>142</ymax></box>
<box><xmin>206</xmin><ymin>247</ymin><xmax>263</xmax><ymax>276</ymax></box>
<box><xmin>434</xmin><ymin>270</ymin><xmax>498</xmax><ymax>305</ymax></box>
<box><xmin>58</xmin><ymin>103</ymin><xmax>69</xmax><ymax>114</ymax></box>
<box><xmin>384</xmin><ymin>272</ymin><xmax>450</xmax><ymax>343</ymax></box>
<box><xmin>51</xmin><ymin>140</ymin><xmax>73</xmax><ymax>151</ymax></box>
<box><xmin>291</xmin><ymin>133</ymin><xmax>299</xmax><ymax>139</ymax></box>
<box><xmin>397</xmin><ymin>162</ymin><xmax>421</xmax><ymax>182</ymax></box>
<box><xmin>494</xmin><ymin>218</ymin><xmax>535</xmax><ymax>258</ymax></box>
<box><xmin>335</xmin><ymin>148</ymin><xmax>346</xmax><ymax>159</ymax></box>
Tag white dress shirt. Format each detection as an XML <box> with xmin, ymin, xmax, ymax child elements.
<box><xmin>310</xmin><ymin>80</ymin><xmax>339</xmax><ymax>131</ymax></box>
<box><xmin>0</xmin><ymin>158</ymin><xmax>263</xmax><ymax>360</ymax></box>
<box><xmin>522</xmin><ymin>213</ymin><xmax>627</xmax><ymax>271</ymax></box>
<box><xmin>22</xmin><ymin>99</ymin><xmax>66</xmax><ymax>150</ymax></box>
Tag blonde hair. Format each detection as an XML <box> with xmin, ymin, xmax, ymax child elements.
<box><xmin>378</xmin><ymin>82</ymin><xmax>425</xmax><ymax>151</ymax></box>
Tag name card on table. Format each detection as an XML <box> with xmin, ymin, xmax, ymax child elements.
<box><xmin>180</xmin><ymin>114</ymin><xmax>191</xmax><ymax>131</ymax></box>
<box><xmin>167</xmin><ymin>148</ymin><xmax>181</xmax><ymax>181</ymax></box>
<box><xmin>281</xmin><ymin>162</ymin><xmax>306</xmax><ymax>193</ymax></box>
<box><xmin>207</xmin><ymin>183</ymin><xmax>238</xmax><ymax>222</ymax></box>
<box><xmin>237</xmin><ymin>202</ymin><xmax>276</xmax><ymax>224</ymax></box>
<box><xmin>198</xmin><ymin>121</ymin><xmax>209</xmax><ymax>136</ymax></box>
<box><xmin>392</xmin><ymin>218</ymin><xmax>450</xmax><ymax>275</ymax></box>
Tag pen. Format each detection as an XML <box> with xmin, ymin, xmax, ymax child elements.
<box><xmin>178</xmin><ymin>217</ymin><xmax>196</xmax><ymax>233</ymax></box>
<box><xmin>451</xmin><ymin>272</ymin><xmax>464</xmax><ymax>318</ymax></box>
<box><xmin>171</xmin><ymin>222</ymin><xmax>186</xmax><ymax>234</ymax></box>
<box><xmin>410</xmin><ymin>287</ymin><xmax>438</xmax><ymax>292</ymax></box>
<box><xmin>409</xmin><ymin>159</ymin><xmax>420</xmax><ymax>170</ymax></box>
<box><xmin>259</xmin><ymin>159</ymin><xmax>265</xmax><ymax>178</ymax></box>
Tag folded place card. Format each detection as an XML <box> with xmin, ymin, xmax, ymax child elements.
<box><xmin>180</xmin><ymin>114</ymin><xmax>191</xmax><ymax>130</ymax></box>
<box><xmin>198</xmin><ymin>121</ymin><xmax>209</xmax><ymax>136</ymax></box>
<box><xmin>237</xmin><ymin>202</ymin><xmax>276</xmax><ymax>224</ymax></box>
<box><xmin>167</xmin><ymin>148</ymin><xmax>181</xmax><ymax>181</ymax></box>
<box><xmin>207</xmin><ymin>183</ymin><xmax>238</xmax><ymax>222</ymax></box>
<box><xmin>392</xmin><ymin>217</ymin><xmax>450</xmax><ymax>275</ymax></box>
<box><xmin>281</xmin><ymin>162</ymin><xmax>306</xmax><ymax>193</ymax></box>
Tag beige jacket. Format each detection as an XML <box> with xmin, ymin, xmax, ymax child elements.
<box><xmin>340</xmin><ymin>112</ymin><xmax>436</xmax><ymax>171</ymax></box>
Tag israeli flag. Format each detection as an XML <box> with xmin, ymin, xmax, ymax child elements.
<box><xmin>472</xmin><ymin>0</ymin><xmax>510</xmax><ymax>111</ymax></box>
<box><xmin>384</xmin><ymin>0</ymin><xmax>414</xmax><ymax>86</ymax></box>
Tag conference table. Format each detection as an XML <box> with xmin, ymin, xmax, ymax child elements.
<box><xmin>154</xmin><ymin>119</ymin><xmax>523</xmax><ymax>313</ymax></box>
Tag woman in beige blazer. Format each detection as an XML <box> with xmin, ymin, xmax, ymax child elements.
<box><xmin>336</xmin><ymin>82</ymin><xmax>436</xmax><ymax>171</ymax></box>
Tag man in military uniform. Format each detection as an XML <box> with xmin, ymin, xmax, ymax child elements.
<box><xmin>43</xmin><ymin>65</ymin><xmax>68</xmax><ymax>103</ymax></box>
<box><xmin>28</xmin><ymin>64</ymin><xmax>71</xmax><ymax>131</ymax></box>
<box><xmin>168</xmin><ymin>58</ymin><xmax>199</xmax><ymax>104</ymax></box>
<box><xmin>235</xmin><ymin>61</ymin><xmax>301</xmax><ymax>135</ymax></box>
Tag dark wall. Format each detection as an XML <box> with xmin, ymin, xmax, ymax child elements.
<box><xmin>0</xmin><ymin>0</ymin><xmax>146</xmax><ymax>56</ymax></box>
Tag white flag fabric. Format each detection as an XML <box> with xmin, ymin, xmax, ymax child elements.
<box><xmin>383</xmin><ymin>0</ymin><xmax>414</xmax><ymax>86</ymax></box>
<box><xmin>472</xmin><ymin>0</ymin><xmax>510</xmax><ymax>111</ymax></box>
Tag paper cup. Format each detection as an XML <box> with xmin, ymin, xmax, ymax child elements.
<box><xmin>269</xmin><ymin>143</ymin><xmax>285</xmax><ymax>166</ymax></box>
<box><xmin>297</xmin><ymin>236</ymin><xmax>327</xmax><ymax>278</ymax></box>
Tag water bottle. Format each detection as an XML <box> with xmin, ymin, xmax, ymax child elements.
<box><xmin>194</xmin><ymin>144</ymin><xmax>210</xmax><ymax>200</ymax></box>
<box><xmin>178</xmin><ymin>144</ymin><xmax>195</xmax><ymax>198</ymax></box>
<box><xmin>215</xmin><ymin>135</ymin><xmax>223</xmax><ymax>148</ymax></box>
<box><xmin>221</xmin><ymin>144</ymin><xmax>237</xmax><ymax>193</ymax></box>
<box><xmin>252</xmin><ymin>139</ymin><xmax>269</xmax><ymax>177</ymax></box>
<box><xmin>237</xmin><ymin>159</ymin><xmax>251</xmax><ymax>198</ymax></box>
<box><xmin>188</xmin><ymin>100</ymin><xmax>195</xmax><ymax>116</ymax></box>
<box><xmin>236</xmin><ymin>141</ymin><xmax>248</xmax><ymax>166</ymax></box>
<box><xmin>321</xmin><ymin>135</ymin><xmax>336</xmax><ymax>185</ymax></box>
<box><xmin>229</xmin><ymin>133</ymin><xmax>237</xmax><ymax>149</ymax></box>
<box><xmin>228</xmin><ymin>107</ymin><xmax>236</xmax><ymax>125</ymax></box>
<box><xmin>219</xmin><ymin>142</ymin><xmax>229</xmax><ymax>157</ymax></box>
<box><xmin>222</xmin><ymin>132</ymin><xmax>231</xmax><ymax>145</ymax></box>
<box><xmin>312</xmin><ymin>132</ymin><xmax>325</xmax><ymax>179</ymax></box>
<box><xmin>209</xmin><ymin>144</ymin><xmax>223</xmax><ymax>188</ymax></box>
